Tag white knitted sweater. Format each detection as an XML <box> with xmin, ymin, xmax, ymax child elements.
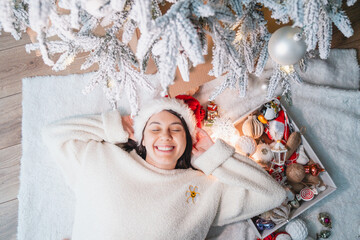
<box><xmin>42</xmin><ymin>110</ymin><xmax>286</xmax><ymax>240</ymax></box>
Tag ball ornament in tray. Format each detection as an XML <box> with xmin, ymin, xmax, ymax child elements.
<box><xmin>242</xmin><ymin>115</ymin><xmax>264</xmax><ymax>139</ymax></box>
<box><xmin>235</xmin><ymin>136</ymin><xmax>257</xmax><ymax>157</ymax></box>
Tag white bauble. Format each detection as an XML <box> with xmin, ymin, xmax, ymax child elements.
<box><xmin>268</xmin><ymin>26</ymin><xmax>307</xmax><ymax>65</ymax></box>
<box><xmin>235</xmin><ymin>136</ymin><xmax>257</xmax><ymax>156</ymax></box>
<box><xmin>252</xmin><ymin>143</ymin><xmax>273</xmax><ymax>163</ymax></box>
<box><xmin>285</xmin><ymin>219</ymin><xmax>308</xmax><ymax>240</ymax></box>
<box><xmin>275</xmin><ymin>232</ymin><xmax>292</xmax><ymax>240</ymax></box>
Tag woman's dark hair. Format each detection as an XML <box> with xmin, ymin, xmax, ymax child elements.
<box><xmin>122</xmin><ymin>109</ymin><xmax>194</xmax><ymax>169</ymax></box>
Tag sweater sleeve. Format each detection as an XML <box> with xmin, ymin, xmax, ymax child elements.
<box><xmin>192</xmin><ymin>139</ymin><xmax>286</xmax><ymax>226</ymax></box>
<box><xmin>41</xmin><ymin>110</ymin><xmax>129</xmax><ymax>188</ymax></box>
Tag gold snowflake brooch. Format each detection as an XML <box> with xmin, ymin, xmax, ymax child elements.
<box><xmin>186</xmin><ymin>185</ymin><xmax>200</xmax><ymax>204</ymax></box>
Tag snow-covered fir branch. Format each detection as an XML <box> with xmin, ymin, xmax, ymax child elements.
<box><xmin>0</xmin><ymin>0</ymin><xmax>358</xmax><ymax>115</ymax></box>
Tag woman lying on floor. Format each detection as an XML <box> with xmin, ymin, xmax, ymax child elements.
<box><xmin>42</xmin><ymin>96</ymin><xmax>285</xmax><ymax>240</ymax></box>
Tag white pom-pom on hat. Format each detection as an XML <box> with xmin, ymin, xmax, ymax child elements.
<box><xmin>133</xmin><ymin>98</ymin><xmax>197</xmax><ymax>144</ymax></box>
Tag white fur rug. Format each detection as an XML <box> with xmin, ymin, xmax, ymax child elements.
<box><xmin>18</xmin><ymin>49</ymin><xmax>359</xmax><ymax>240</ymax></box>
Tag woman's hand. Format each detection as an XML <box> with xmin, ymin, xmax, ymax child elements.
<box><xmin>192</xmin><ymin>127</ymin><xmax>214</xmax><ymax>157</ymax></box>
<box><xmin>121</xmin><ymin>115</ymin><xmax>135</xmax><ymax>140</ymax></box>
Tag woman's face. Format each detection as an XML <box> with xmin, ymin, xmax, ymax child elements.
<box><xmin>142</xmin><ymin>110</ymin><xmax>187</xmax><ymax>170</ymax></box>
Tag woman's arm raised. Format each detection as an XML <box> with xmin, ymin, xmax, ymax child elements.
<box><xmin>192</xmin><ymin>129</ymin><xmax>286</xmax><ymax>226</ymax></box>
<box><xmin>42</xmin><ymin>110</ymin><xmax>133</xmax><ymax>188</ymax></box>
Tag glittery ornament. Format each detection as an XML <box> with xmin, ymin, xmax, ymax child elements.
<box><xmin>235</xmin><ymin>136</ymin><xmax>257</xmax><ymax>156</ymax></box>
<box><xmin>242</xmin><ymin>115</ymin><xmax>264</xmax><ymax>139</ymax></box>
<box><xmin>270</xmin><ymin>204</ymin><xmax>291</xmax><ymax>224</ymax></box>
<box><xmin>211</xmin><ymin>117</ymin><xmax>239</xmax><ymax>144</ymax></box>
<box><xmin>255</xmin><ymin>218</ymin><xmax>275</xmax><ymax>231</ymax></box>
<box><xmin>286</xmin><ymin>163</ymin><xmax>306</xmax><ymax>183</ymax></box>
<box><xmin>289</xmin><ymin>198</ymin><xmax>300</xmax><ymax>208</ymax></box>
<box><xmin>285</xmin><ymin>219</ymin><xmax>308</xmax><ymax>240</ymax></box>
<box><xmin>316</xmin><ymin>230</ymin><xmax>331</xmax><ymax>239</ymax></box>
<box><xmin>304</xmin><ymin>164</ymin><xmax>325</xmax><ymax>176</ymax></box>
<box><xmin>252</xmin><ymin>143</ymin><xmax>273</xmax><ymax>163</ymax></box>
<box><xmin>318</xmin><ymin>213</ymin><xmax>332</xmax><ymax>228</ymax></box>
<box><xmin>205</xmin><ymin>101</ymin><xmax>219</xmax><ymax>126</ymax></box>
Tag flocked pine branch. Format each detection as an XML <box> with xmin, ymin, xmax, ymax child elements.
<box><xmin>0</xmin><ymin>0</ymin><xmax>358</xmax><ymax>114</ymax></box>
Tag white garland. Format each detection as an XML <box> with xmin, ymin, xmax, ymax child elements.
<box><xmin>0</xmin><ymin>0</ymin><xmax>357</xmax><ymax>115</ymax></box>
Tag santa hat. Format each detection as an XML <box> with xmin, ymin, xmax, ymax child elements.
<box><xmin>133</xmin><ymin>97</ymin><xmax>200</xmax><ymax>143</ymax></box>
<box><xmin>265</xmin><ymin>110</ymin><xmax>290</xmax><ymax>141</ymax></box>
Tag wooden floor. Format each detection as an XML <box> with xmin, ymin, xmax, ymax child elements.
<box><xmin>0</xmin><ymin>3</ymin><xmax>359</xmax><ymax>239</ymax></box>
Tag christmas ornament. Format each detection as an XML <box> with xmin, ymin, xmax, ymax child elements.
<box><xmin>289</xmin><ymin>198</ymin><xmax>300</xmax><ymax>209</ymax></box>
<box><xmin>316</xmin><ymin>230</ymin><xmax>331</xmax><ymax>239</ymax></box>
<box><xmin>205</xmin><ymin>101</ymin><xmax>219</xmax><ymax>127</ymax></box>
<box><xmin>296</xmin><ymin>187</ymin><xmax>318</xmax><ymax>201</ymax></box>
<box><xmin>242</xmin><ymin>115</ymin><xmax>264</xmax><ymax>139</ymax></box>
<box><xmin>1</xmin><ymin>1</ymin><xmax>356</xmax><ymax>113</ymax></box>
<box><xmin>252</xmin><ymin>143</ymin><xmax>274</xmax><ymax>163</ymax></box>
<box><xmin>235</xmin><ymin>136</ymin><xmax>257</xmax><ymax>156</ymax></box>
<box><xmin>288</xmin><ymin>182</ymin><xmax>306</xmax><ymax>193</ymax></box>
<box><xmin>285</xmin><ymin>186</ymin><xmax>295</xmax><ymax>201</ymax></box>
<box><xmin>266</xmin><ymin>110</ymin><xmax>290</xmax><ymax>141</ymax></box>
<box><xmin>285</xmin><ymin>219</ymin><xmax>308</xmax><ymax>240</ymax></box>
<box><xmin>274</xmin><ymin>232</ymin><xmax>292</xmax><ymax>240</ymax></box>
<box><xmin>258</xmin><ymin>114</ymin><xmax>268</xmax><ymax>124</ymax></box>
<box><xmin>304</xmin><ymin>164</ymin><xmax>325</xmax><ymax>176</ymax></box>
<box><xmin>318</xmin><ymin>213</ymin><xmax>332</xmax><ymax>228</ymax></box>
<box><xmin>303</xmin><ymin>174</ymin><xmax>321</xmax><ymax>186</ymax></box>
<box><xmin>270</xmin><ymin>204</ymin><xmax>291</xmax><ymax>225</ymax></box>
<box><xmin>261</xmin><ymin>99</ymin><xmax>281</xmax><ymax>121</ymax></box>
<box><xmin>211</xmin><ymin>117</ymin><xmax>239</xmax><ymax>145</ymax></box>
<box><xmin>268</xmin><ymin>26</ymin><xmax>306</xmax><ymax>66</ymax></box>
<box><xmin>271</xmin><ymin>171</ymin><xmax>286</xmax><ymax>184</ymax></box>
<box><xmin>286</xmin><ymin>163</ymin><xmax>306</xmax><ymax>183</ymax></box>
<box><xmin>296</xmin><ymin>146</ymin><xmax>310</xmax><ymax>165</ymax></box>
<box><xmin>255</xmin><ymin>218</ymin><xmax>275</xmax><ymax>231</ymax></box>
<box><xmin>285</xmin><ymin>132</ymin><xmax>302</xmax><ymax>160</ymax></box>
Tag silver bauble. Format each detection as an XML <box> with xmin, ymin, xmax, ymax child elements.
<box><xmin>268</xmin><ymin>26</ymin><xmax>307</xmax><ymax>65</ymax></box>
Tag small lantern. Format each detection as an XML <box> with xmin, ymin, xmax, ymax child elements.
<box><xmin>271</xmin><ymin>140</ymin><xmax>288</xmax><ymax>166</ymax></box>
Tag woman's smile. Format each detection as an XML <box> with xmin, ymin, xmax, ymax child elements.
<box><xmin>142</xmin><ymin>110</ymin><xmax>187</xmax><ymax>170</ymax></box>
<box><xmin>155</xmin><ymin>145</ymin><xmax>175</xmax><ymax>152</ymax></box>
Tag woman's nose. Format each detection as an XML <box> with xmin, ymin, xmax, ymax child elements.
<box><xmin>160</xmin><ymin>130</ymin><xmax>172</xmax><ymax>140</ymax></box>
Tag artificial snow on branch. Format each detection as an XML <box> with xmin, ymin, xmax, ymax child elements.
<box><xmin>0</xmin><ymin>0</ymin><xmax>357</xmax><ymax>115</ymax></box>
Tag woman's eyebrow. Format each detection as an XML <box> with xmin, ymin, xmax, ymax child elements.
<box><xmin>148</xmin><ymin>121</ymin><xmax>182</xmax><ymax>126</ymax></box>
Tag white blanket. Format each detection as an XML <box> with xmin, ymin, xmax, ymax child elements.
<box><xmin>18</xmin><ymin>49</ymin><xmax>360</xmax><ymax>240</ymax></box>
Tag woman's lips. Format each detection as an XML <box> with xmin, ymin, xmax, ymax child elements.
<box><xmin>155</xmin><ymin>146</ymin><xmax>175</xmax><ymax>152</ymax></box>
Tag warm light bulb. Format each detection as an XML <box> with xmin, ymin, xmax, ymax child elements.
<box><xmin>280</xmin><ymin>65</ymin><xmax>295</xmax><ymax>74</ymax></box>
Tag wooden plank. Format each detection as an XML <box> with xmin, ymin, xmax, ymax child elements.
<box><xmin>0</xmin><ymin>45</ymin><xmax>98</xmax><ymax>99</ymax></box>
<box><xmin>332</xmin><ymin>1</ymin><xmax>360</xmax><ymax>47</ymax></box>
<box><xmin>0</xmin><ymin>199</ymin><xmax>18</xmax><ymax>240</ymax></box>
<box><xmin>0</xmin><ymin>144</ymin><xmax>21</xmax><ymax>169</ymax></box>
<box><xmin>0</xmin><ymin>32</ymin><xmax>32</xmax><ymax>51</ymax></box>
<box><xmin>331</xmin><ymin>1</ymin><xmax>360</xmax><ymax>65</ymax></box>
<box><xmin>0</xmin><ymin>144</ymin><xmax>21</xmax><ymax>204</ymax></box>
<box><xmin>0</xmin><ymin>163</ymin><xmax>20</xmax><ymax>204</ymax></box>
<box><xmin>0</xmin><ymin>93</ymin><xmax>22</xmax><ymax>149</ymax></box>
